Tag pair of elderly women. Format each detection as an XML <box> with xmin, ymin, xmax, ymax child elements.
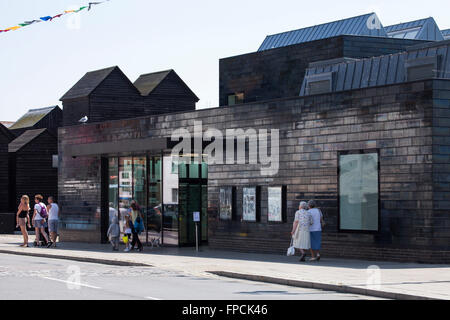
<box><xmin>291</xmin><ymin>200</ymin><xmax>323</xmax><ymax>262</ymax></box>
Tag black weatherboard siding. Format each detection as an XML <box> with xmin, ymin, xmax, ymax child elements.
<box><xmin>0</xmin><ymin>124</ymin><xmax>14</xmax><ymax>212</ymax></box>
<box><xmin>9</xmin><ymin>129</ymin><xmax>58</xmax><ymax>208</ymax></box>
<box><xmin>219</xmin><ymin>35</ymin><xmax>428</xmax><ymax>106</ymax></box>
<box><xmin>59</xmin><ymin>78</ymin><xmax>450</xmax><ymax>263</ymax></box>
<box><xmin>61</xmin><ymin>67</ymin><xmax>198</xmax><ymax>126</ymax></box>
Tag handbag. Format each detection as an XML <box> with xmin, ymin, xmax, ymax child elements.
<box><xmin>287</xmin><ymin>237</ymin><xmax>295</xmax><ymax>256</ymax></box>
<box><xmin>123</xmin><ymin>235</ymin><xmax>129</xmax><ymax>244</ymax></box>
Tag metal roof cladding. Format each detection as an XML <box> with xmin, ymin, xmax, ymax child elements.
<box><xmin>258</xmin><ymin>13</ymin><xmax>386</xmax><ymax>51</ymax></box>
<box><xmin>385</xmin><ymin>17</ymin><xmax>444</xmax><ymax>41</ymax></box>
<box><xmin>299</xmin><ymin>40</ymin><xmax>450</xmax><ymax>96</ymax></box>
<box><xmin>442</xmin><ymin>29</ymin><xmax>450</xmax><ymax>40</ymax></box>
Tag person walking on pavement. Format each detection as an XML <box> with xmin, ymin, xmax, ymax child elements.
<box><xmin>32</xmin><ymin>195</ymin><xmax>50</xmax><ymax>247</ymax></box>
<box><xmin>308</xmin><ymin>200</ymin><xmax>324</xmax><ymax>262</ymax></box>
<box><xmin>107</xmin><ymin>216</ymin><xmax>120</xmax><ymax>251</ymax></box>
<box><xmin>129</xmin><ymin>202</ymin><xmax>143</xmax><ymax>252</ymax></box>
<box><xmin>123</xmin><ymin>214</ymin><xmax>133</xmax><ymax>252</ymax></box>
<box><xmin>16</xmin><ymin>195</ymin><xmax>32</xmax><ymax>247</ymax></box>
<box><xmin>46</xmin><ymin>196</ymin><xmax>59</xmax><ymax>248</ymax></box>
<box><xmin>291</xmin><ymin>201</ymin><xmax>313</xmax><ymax>262</ymax></box>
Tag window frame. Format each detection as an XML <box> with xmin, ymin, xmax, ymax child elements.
<box><xmin>304</xmin><ymin>72</ymin><xmax>334</xmax><ymax>96</ymax></box>
<box><xmin>405</xmin><ymin>55</ymin><xmax>440</xmax><ymax>82</ymax></box>
<box><xmin>337</xmin><ymin>149</ymin><xmax>381</xmax><ymax>234</ymax></box>
<box><xmin>228</xmin><ymin>92</ymin><xmax>245</xmax><ymax>106</ymax></box>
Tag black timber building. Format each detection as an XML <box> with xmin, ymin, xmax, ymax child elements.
<box><xmin>54</xmin><ymin>14</ymin><xmax>450</xmax><ymax>263</ymax></box>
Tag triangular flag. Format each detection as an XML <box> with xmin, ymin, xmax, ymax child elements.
<box><xmin>76</xmin><ymin>6</ymin><xmax>88</xmax><ymax>13</ymax></box>
<box><xmin>40</xmin><ymin>16</ymin><xmax>52</xmax><ymax>21</ymax></box>
<box><xmin>88</xmin><ymin>2</ymin><xmax>102</xmax><ymax>11</ymax></box>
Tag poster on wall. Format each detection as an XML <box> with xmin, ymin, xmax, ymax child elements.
<box><xmin>243</xmin><ymin>187</ymin><xmax>256</xmax><ymax>221</ymax></box>
<box><xmin>219</xmin><ymin>187</ymin><xmax>233</xmax><ymax>220</ymax></box>
<box><xmin>268</xmin><ymin>187</ymin><xmax>282</xmax><ymax>222</ymax></box>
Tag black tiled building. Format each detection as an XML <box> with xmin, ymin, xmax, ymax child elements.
<box><xmin>56</xmin><ymin>14</ymin><xmax>450</xmax><ymax>262</ymax></box>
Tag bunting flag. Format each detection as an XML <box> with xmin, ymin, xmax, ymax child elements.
<box><xmin>0</xmin><ymin>1</ymin><xmax>110</xmax><ymax>34</ymax></box>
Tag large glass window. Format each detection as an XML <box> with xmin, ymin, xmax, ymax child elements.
<box><xmin>108</xmin><ymin>158</ymin><xmax>119</xmax><ymax>225</ymax></box>
<box><xmin>339</xmin><ymin>151</ymin><xmax>379</xmax><ymax>232</ymax></box>
<box><xmin>163</xmin><ymin>156</ymin><xmax>179</xmax><ymax>246</ymax></box>
<box><xmin>119</xmin><ymin>157</ymin><xmax>133</xmax><ymax>219</ymax></box>
<box><xmin>147</xmin><ymin>157</ymin><xmax>162</xmax><ymax>244</ymax></box>
<box><xmin>133</xmin><ymin>157</ymin><xmax>147</xmax><ymax>243</ymax></box>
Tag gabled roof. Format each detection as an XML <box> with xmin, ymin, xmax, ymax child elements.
<box><xmin>385</xmin><ymin>17</ymin><xmax>444</xmax><ymax>41</ymax></box>
<box><xmin>258</xmin><ymin>13</ymin><xmax>387</xmax><ymax>51</ymax></box>
<box><xmin>60</xmin><ymin>66</ymin><xmax>118</xmax><ymax>100</ymax></box>
<box><xmin>8</xmin><ymin>129</ymin><xmax>53</xmax><ymax>153</ymax></box>
<box><xmin>0</xmin><ymin>121</ymin><xmax>14</xmax><ymax>128</ymax></box>
<box><xmin>9</xmin><ymin>106</ymin><xmax>59</xmax><ymax>131</ymax></box>
<box><xmin>134</xmin><ymin>70</ymin><xmax>173</xmax><ymax>96</ymax></box>
<box><xmin>442</xmin><ymin>29</ymin><xmax>450</xmax><ymax>40</ymax></box>
<box><xmin>0</xmin><ymin>123</ymin><xmax>15</xmax><ymax>141</ymax></box>
<box><xmin>134</xmin><ymin>69</ymin><xmax>199</xmax><ymax>101</ymax></box>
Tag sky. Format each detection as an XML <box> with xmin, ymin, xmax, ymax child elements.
<box><xmin>0</xmin><ymin>0</ymin><xmax>449</xmax><ymax>122</ymax></box>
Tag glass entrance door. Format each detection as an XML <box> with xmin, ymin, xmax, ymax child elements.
<box><xmin>178</xmin><ymin>162</ymin><xmax>208</xmax><ymax>246</ymax></box>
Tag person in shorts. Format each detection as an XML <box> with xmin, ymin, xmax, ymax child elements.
<box><xmin>32</xmin><ymin>195</ymin><xmax>49</xmax><ymax>247</ymax></box>
<box><xmin>47</xmin><ymin>196</ymin><xmax>59</xmax><ymax>248</ymax></box>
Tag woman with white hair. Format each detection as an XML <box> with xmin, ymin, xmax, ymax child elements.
<box><xmin>291</xmin><ymin>201</ymin><xmax>313</xmax><ymax>262</ymax></box>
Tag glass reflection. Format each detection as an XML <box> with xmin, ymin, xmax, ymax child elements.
<box><xmin>339</xmin><ymin>152</ymin><xmax>379</xmax><ymax>231</ymax></box>
<box><xmin>147</xmin><ymin>157</ymin><xmax>162</xmax><ymax>245</ymax></box>
<box><xmin>162</xmin><ymin>156</ymin><xmax>179</xmax><ymax>246</ymax></box>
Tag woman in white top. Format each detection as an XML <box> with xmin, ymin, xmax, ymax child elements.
<box><xmin>291</xmin><ymin>202</ymin><xmax>313</xmax><ymax>262</ymax></box>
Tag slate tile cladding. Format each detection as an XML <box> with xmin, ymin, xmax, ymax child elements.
<box><xmin>59</xmin><ymin>78</ymin><xmax>450</xmax><ymax>263</ymax></box>
<box><xmin>219</xmin><ymin>35</ymin><xmax>427</xmax><ymax>106</ymax></box>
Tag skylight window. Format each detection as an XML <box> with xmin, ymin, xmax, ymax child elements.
<box><xmin>387</xmin><ymin>27</ymin><xmax>421</xmax><ymax>39</ymax></box>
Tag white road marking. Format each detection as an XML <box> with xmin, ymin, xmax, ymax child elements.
<box><xmin>145</xmin><ymin>296</ymin><xmax>162</xmax><ymax>300</ymax></box>
<box><xmin>40</xmin><ymin>276</ymin><xmax>101</xmax><ymax>289</ymax></box>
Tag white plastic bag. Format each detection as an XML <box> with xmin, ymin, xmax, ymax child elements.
<box><xmin>287</xmin><ymin>237</ymin><xmax>295</xmax><ymax>256</ymax></box>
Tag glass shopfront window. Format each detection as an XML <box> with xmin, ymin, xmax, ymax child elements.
<box><xmin>108</xmin><ymin>158</ymin><xmax>119</xmax><ymax>225</ymax></box>
<box><xmin>147</xmin><ymin>157</ymin><xmax>162</xmax><ymax>244</ymax></box>
<box><xmin>119</xmin><ymin>158</ymin><xmax>133</xmax><ymax>218</ymax></box>
<box><xmin>106</xmin><ymin>155</ymin><xmax>208</xmax><ymax>247</ymax></box>
<box><xmin>162</xmin><ymin>156</ymin><xmax>179</xmax><ymax>246</ymax></box>
<box><xmin>133</xmin><ymin>157</ymin><xmax>147</xmax><ymax>243</ymax></box>
<box><xmin>339</xmin><ymin>151</ymin><xmax>379</xmax><ymax>232</ymax></box>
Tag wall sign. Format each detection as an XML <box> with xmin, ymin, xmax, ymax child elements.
<box><xmin>268</xmin><ymin>187</ymin><xmax>282</xmax><ymax>222</ymax></box>
<box><xmin>219</xmin><ymin>187</ymin><xmax>233</xmax><ymax>220</ymax></box>
<box><xmin>243</xmin><ymin>187</ymin><xmax>257</xmax><ymax>221</ymax></box>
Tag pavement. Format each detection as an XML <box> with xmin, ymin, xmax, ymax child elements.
<box><xmin>1</xmin><ymin>234</ymin><xmax>449</xmax><ymax>300</ymax></box>
<box><xmin>0</xmin><ymin>254</ymin><xmax>376</xmax><ymax>300</ymax></box>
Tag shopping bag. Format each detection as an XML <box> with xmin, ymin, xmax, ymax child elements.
<box><xmin>287</xmin><ymin>237</ymin><xmax>295</xmax><ymax>256</ymax></box>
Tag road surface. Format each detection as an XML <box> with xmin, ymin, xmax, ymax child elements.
<box><xmin>0</xmin><ymin>253</ymin><xmax>380</xmax><ymax>300</ymax></box>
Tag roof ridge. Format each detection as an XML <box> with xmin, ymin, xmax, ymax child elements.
<box><xmin>264</xmin><ymin>12</ymin><xmax>377</xmax><ymax>38</ymax></box>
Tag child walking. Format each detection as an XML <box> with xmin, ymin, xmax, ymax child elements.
<box><xmin>107</xmin><ymin>216</ymin><xmax>120</xmax><ymax>251</ymax></box>
<box><xmin>123</xmin><ymin>214</ymin><xmax>133</xmax><ymax>252</ymax></box>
